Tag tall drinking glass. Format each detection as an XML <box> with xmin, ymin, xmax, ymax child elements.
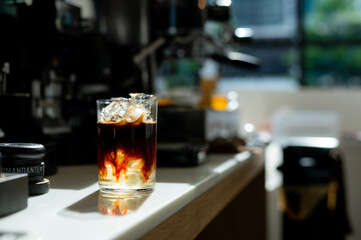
<box><xmin>96</xmin><ymin>93</ymin><xmax>157</xmax><ymax>192</ymax></box>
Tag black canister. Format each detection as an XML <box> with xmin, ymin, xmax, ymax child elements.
<box><xmin>0</xmin><ymin>143</ymin><xmax>50</xmax><ymax>195</ymax></box>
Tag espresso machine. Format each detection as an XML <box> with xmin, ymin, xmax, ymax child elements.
<box><xmin>152</xmin><ymin>0</ymin><xmax>259</xmax><ymax>165</ymax></box>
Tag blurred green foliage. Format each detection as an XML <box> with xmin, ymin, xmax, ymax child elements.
<box><xmin>304</xmin><ymin>0</ymin><xmax>361</xmax><ymax>86</ymax></box>
<box><xmin>305</xmin><ymin>45</ymin><xmax>361</xmax><ymax>85</ymax></box>
<box><xmin>305</xmin><ymin>0</ymin><xmax>361</xmax><ymax>41</ymax></box>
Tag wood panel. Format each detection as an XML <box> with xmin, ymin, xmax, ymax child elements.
<box><xmin>196</xmin><ymin>167</ymin><xmax>266</xmax><ymax>240</ymax></box>
<box><xmin>140</xmin><ymin>149</ymin><xmax>265</xmax><ymax>240</ymax></box>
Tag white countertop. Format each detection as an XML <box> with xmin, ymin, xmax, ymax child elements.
<box><xmin>0</xmin><ymin>151</ymin><xmax>252</xmax><ymax>240</ymax></box>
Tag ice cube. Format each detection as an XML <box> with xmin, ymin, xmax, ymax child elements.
<box><xmin>117</xmin><ymin>101</ymin><xmax>130</xmax><ymax>118</ymax></box>
<box><xmin>124</xmin><ymin>105</ymin><xmax>149</xmax><ymax>123</ymax></box>
<box><xmin>100</xmin><ymin>100</ymin><xmax>130</xmax><ymax>122</ymax></box>
<box><xmin>142</xmin><ymin>114</ymin><xmax>154</xmax><ymax>123</ymax></box>
<box><xmin>129</xmin><ymin>93</ymin><xmax>148</xmax><ymax>101</ymax></box>
<box><xmin>100</xmin><ymin>101</ymin><xmax>121</xmax><ymax>122</ymax></box>
<box><xmin>130</xmin><ymin>93</ymin><xmax>155</xmax><ymax>108</ymax></box>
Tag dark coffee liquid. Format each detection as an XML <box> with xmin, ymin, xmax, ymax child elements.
<box><xmin>97</xmin><ymin>121</ymin><xmax>157</xmax><ymax>183</ymax></box>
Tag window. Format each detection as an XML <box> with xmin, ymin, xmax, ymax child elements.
<box><xmin>220</xmin><ymin>0</ymin><xmax>361</xmax><ymax>88</ymax></box>
<box><xmin>219</xmin><ymin>0</ymin><xmax>299</xmax><ymax>91</ymax></box>
<box><xmin>302</xmin><ymin>0</ymin><xmax>361</xmax><ymax>86</ymax></box>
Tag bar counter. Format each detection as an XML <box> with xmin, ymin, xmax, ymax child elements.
<box><xmin>0</xmin><ymin>150</ymin><xmax>265</xmax><ymax>240</ymax></box>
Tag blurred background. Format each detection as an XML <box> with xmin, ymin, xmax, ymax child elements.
<box><xmin>1</xmin><ymin>0</ymin><xmax>361</xmax><ymax>239</ymax></box>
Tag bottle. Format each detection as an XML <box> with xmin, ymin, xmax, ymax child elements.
<box><xmin>198</xmin><ymin>59</ymin><xmax>219</xmax><ymax>108</ymax></box>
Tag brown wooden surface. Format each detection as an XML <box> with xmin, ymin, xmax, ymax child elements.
<box><xmin>140</xmin><ymin>149</ymin><xmax>265</xmax><ymax>240</ymax></box>
<box><xmin>196</xmin><ymin>167</ymin><xmax>266</xmax><ymax>240</ymax></box>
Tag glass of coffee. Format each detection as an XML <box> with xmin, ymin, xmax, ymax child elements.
<box><xmin>96</xmin><ymin>93</ymin><xmax>157</xmax><ymax>192</ymax></box>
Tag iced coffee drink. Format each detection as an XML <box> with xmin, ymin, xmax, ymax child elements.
<box><xmin>97</xmin><ymin>93</ymin><xmax>157</xmax><ymax>192</ymax></box>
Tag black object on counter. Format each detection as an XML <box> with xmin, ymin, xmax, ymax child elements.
<box><xmin>1</xmin><ymin>162</ymin><xmax>45</xmax><ymax>183</ymax></box>
<box><xmin>0</xmin><ymin>143</ymin><xmax>46</xmax><ymax>160</ymax></box>
<box><xmin>0</xmin><ymin>143</ymin><xmax>50</xmax><ymax>195</ymax></box>
<box><xmin>157</xmin><ymin>143</ymin><xmax>208</xmax><ymax>167</ymax></box>
<box><xmin>29</xmin><ymin>178</ymin><xmax>50</xmax><ymax>195</ymax></box>
<box><xmin>278</xmin><ymin>144</ymin><xmax>352</xmax><ymax>240</ymax></box>
<box><xmin>0</xmin><ymin>173</ymin><xmax>28</xmax><ymax>217</ymax></box>
<box><xmin>157</xmin><ymin>106</ymin><xmax>208</xmax><ymax>167</ymax></box>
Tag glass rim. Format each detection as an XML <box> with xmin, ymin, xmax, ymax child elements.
<box><xmin>96</xmin><ymin>98</ymin><xmax>130</xmax><ymax>104</ymax></box>
<box><xmin>96</xmin><ymin>94</ymin><xmax>157</xmax><ymax>104</ymax></box>
<box><xmin>129</xmin><ymin>93</ymin><xmax>157</xmax><ymax>101</ymax></box>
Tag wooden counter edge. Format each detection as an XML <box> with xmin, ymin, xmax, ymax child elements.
<box><xmin>140</xmin><ymin>148</ymin><xmax>265</xmax><ymax>240</ymax></box>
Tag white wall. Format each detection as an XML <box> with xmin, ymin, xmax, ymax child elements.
<box><xmin>236</xmin><ymin>89</ymin><xmax>361</xmax><ymax>132</ymax></box>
